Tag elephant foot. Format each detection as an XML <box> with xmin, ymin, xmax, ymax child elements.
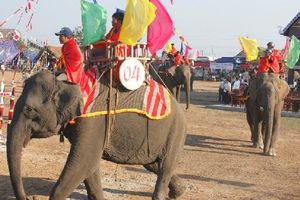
<box><xmin>264</xmin><ymin>148</ymin><xmax>277</xmax><ymax>156</ymax></box>
<box><xmin>168</xmin><ymin>175</ymin><xmax>186</xmax><ymax>199</ymax></box>
<box><xmin>252</xmin><ymin>142</ymin><xmax>263</xmax><ymax>149</ymax></box>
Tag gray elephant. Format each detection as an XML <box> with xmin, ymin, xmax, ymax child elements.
<box><xmin>6</xmin><ymin>71</ymin><xmax>187</xmax><ymax>199</ymax></box>
<box><xmin>246</xmin><ymin>73</ymin><xmax>289</xmax><ymax>156</ymax></box>
<box><xmin>149</xmin><ymin>62</ymin><xmax>191</xmax><ymax>109</ymax></box>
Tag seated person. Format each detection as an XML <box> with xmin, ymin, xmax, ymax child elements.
<box><xmin>92</xmin><ymin>11</ymin><xmax>124</xmax><ymax>57</ymax></box>
<box><xmin>257</xmin><ymin>42</ymin><xmax>282</xmax><ymax>76</ymax></box>
<box><xmin>173</xmin><ymin>51</ymin><xmax>184</xmax><ymax>66</ymax></box>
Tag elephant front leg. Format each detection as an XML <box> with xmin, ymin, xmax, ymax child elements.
<box><xmin>253</xmin><ymin>120</ymin><xmax>263</xmax><ymax>149</ymax></box>
<box><xmin>266</xmin><ymin>105</ymin><xmax>281</xmax><ymax>156</ymax></box>
<box><xmin>50</xmin><ymin>119</ymin><xmax>104</xmax><ymax>199</ymax></box>
<box><xmin>50</xmin><ymin>147</ymin><xmax>102</xmax><ymax>200</ymax></box>
<box><xmin>84</xmin><ymin>169</ymin><xmax>105</xmax><ymax>200</ymax></box>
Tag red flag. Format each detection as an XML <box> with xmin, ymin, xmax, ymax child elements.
<box><xmin>147</xmin><ymin>0</ymin><xmax>174</xmax><ymax>54</ymax></box>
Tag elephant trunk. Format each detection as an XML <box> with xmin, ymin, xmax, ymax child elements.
<box><xmin>185</xmin><ymin>74</ymin><xmax>191</xmax><ymax>110</ymax></box>
<box><xmin>263</xmin><ymin>94</ymin><xmax>275</xmax><ymax>154</ymax></box>
<box><xmin>6</xmin><ymin>115</ymin><xmax>29</xmax><ymax>200</ymax></box>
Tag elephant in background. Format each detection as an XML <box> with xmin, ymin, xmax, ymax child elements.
<box><xmin>6</xmin><ymin>71</ymin><xmax>187</xmax><ymax>200</ymax></box>
<box><xmin>246</xmin><ymin>73</ymin><xmax>289</xmax><ymax>156</ymax></box>
<box><xmin>149</xmin><ymin>62</ymin><xmax>191</xmax><ymax>109</ymax></box>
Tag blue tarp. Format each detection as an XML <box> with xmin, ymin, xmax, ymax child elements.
<box><xmin>0</xmin><ymin>40</ymin><xmax>19</xmax><ymax>63</ymax></box>
<box><xmin>22</xmin><ymin>48</ymin><xmax>39</xmax><ymax>62</ymax></box>
<box><xmin>214</xmin><ymin>57</ymin><xmax>246</xmax><ymax>64</ymax></box>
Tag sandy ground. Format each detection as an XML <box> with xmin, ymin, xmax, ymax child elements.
<box><xmin>0</xmin><ymin>70</ymin><xmax>300</xmax><ymax>200</ymax></box>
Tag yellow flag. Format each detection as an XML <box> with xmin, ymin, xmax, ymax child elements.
<box><xmin>119</xmin><ymin>0</ymin><xmax>156</xmax><ymax>45</ymax></box>
<box><xmin>239</xmin><ymin>37</ymin><xmax>259</xmax><ymax>62</ymax></box>
<box><xmin>164</xmin><ymin>42</ymin><xmax>172</xmax><ymax>53</ymax></box>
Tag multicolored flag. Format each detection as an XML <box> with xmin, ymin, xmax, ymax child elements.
<box><xmin>147</xmin><ymin>0</ymin><xmax>174</xmax><ymax>55</ymax></box>
<box><xmin>239</xmin><ymin>37</ymin><xmax>259</xmax><ymax>62</ymax></box>
<box><xmin>285</xmin><ymin>35</ymin><xmax>300</xmax><ymax>69</ymax></box>
<box><xmin>81</xmin><ymin>0</ymin><xmax>107</xmax><ymax>45</ymax></box>
<box><xmin>119</xmin><ymin>0</ymin><xmax>156</xmax><ymax>45</ymax></box>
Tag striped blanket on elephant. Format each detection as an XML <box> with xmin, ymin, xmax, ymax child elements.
<box><xmin>80</xmin><ymin>78</ymin><xmax>171</xmax><ymax>120</ymax></box>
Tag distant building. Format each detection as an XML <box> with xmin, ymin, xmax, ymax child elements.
<box><xmin>280</xmin><ymin>11</ymin><xmax>300</xmax><ymax>83</ymax></box>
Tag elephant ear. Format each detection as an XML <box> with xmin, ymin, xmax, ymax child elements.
<box><xmin>53</xmin><ymin>81</ymin><xmax>84</xmax><ymax>124</ymax></box>
<box><xmin>278</xmin><ymin>80</ymin><xmax>290</xmax><ymax>101</ymax></box>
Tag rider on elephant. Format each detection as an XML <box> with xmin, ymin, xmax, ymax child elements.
<box><xmin>257</xmin><ymin>42</ymin><xmax>283</xmax><ymax>76</ymax></box>
<box><xmin>55</xmin><ymin>27</ymin><xmax>97</xmax><ymax>110</ymax></box>
<box><xmin>93</xmin><ymin>11</ymin><xmax>124</xmax><ymax>48</ymax></box>
<box><xmin>55</xmin><ymin>27</ymin><xmax>85</xmax><ymax>85</ymax></box>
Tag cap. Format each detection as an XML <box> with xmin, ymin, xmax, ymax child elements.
<box><xmin>116</xmin><ymin>8</ymin><xmax>125</xmax><ymax>14</ymax></box>
<box><xmin>55</xmin><ymin>27</ymin><xmax>73</xmax><ymax>37</ymax></box>
<box><xmin>267</xmin><ymin>42</ymin><xmax>275</xmax><ymax>48</ymax></box>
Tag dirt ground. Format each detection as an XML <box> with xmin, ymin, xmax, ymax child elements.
<box><xmin>0</xmin><ymin>71</ymin><xmax>300</xmax><ymax>200</ymax></box>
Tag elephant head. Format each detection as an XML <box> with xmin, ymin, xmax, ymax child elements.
<box><xmin>148</xmin><ymin>62</ymin><xmax>191</xmax><ymax>109</ymax></box>
<box><xmin>247</xmin><ymin>74</ymin><xmax>290</xmax><ymax>156</ymax></box>
<box><xmin>171</xmin><ymin>64</ymin><xmax>191</xmax><ymax>109</ymax></box>
<box><xmin>6</xmin><ymin>71</ymin><xmax>83</xmax><ymax>199</ymax></box>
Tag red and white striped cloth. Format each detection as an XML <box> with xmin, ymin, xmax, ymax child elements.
<box><xmin>143</xmin><ymin>79</ymin><xmax>170</xmax><ymax>117</ymax></box>
<box><xmin>82</xmin><ymin>66</ymin><xmax>99</xmax><ymax>113</ymax></box>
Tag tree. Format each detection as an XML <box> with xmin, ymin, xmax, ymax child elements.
<box><xmin>73</xmin><ymin>26</ymin><xmax>83</xmax><ymax>47</ymax></box>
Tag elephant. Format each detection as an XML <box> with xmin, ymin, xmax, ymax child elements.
<box><xmin>149</xmin><ymin>62</ymin><xmax>191</xmax><ymax>109</ymax></box>
<box><xmin>6</xmin><ymin>71</ymin><xmax>187</xmax><ymax>200</ymax></box>
<box><xmin>245</xmin><ymin>73</ymin><xmax>290</xmax><ymax>156</ymax></box>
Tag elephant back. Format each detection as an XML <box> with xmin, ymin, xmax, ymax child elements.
<box><xmin>82</xmin><ymin>78</ymin><xmax>171</xmax><ymax>120</ymax></box>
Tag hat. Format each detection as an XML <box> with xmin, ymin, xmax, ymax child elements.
<box><xmin>55</xmin><ymin>27</ymin><xmax>73</xmax><ymax>37</ymax></box>
<box><xmin>116</xmin><ymin>8</ymin><xmax>125</xmax><ymax>14</ymax></box>
<box><xmin>267</xmin><ymin>42</ymin><xmax>275</xmax><ymax>48</ymax></box>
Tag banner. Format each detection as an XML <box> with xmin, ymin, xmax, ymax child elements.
<box><xmin>210</xmin><ymin>62</ymin><xmax>233</xmax><ymax>71</ymax></box>
<box><xmin>81</xmin><ymin>0</ymin><xmax>107</xmax><ymax>45</ymax></box>
<box><xmin>239</xmin><ymin>37</ymin><xmax>258</xmax><ymax>62</ymax></box>
<box><xmin>119</xmin><ymin>0</ymin><xmax>156</xmax><ymax>45</ymax></box>
<box><xmin>0</xmin><ymin>40</ymin><xmax>19</xmax><ymax>63</ymax></box>
<box><xmin>147</xmin><ymin>0</ymin><xmax>174</xmax><ymax>54</ymax></box>
<box><xmin>285</xmin><ymin>35</ymin><xmax>300</xmax><ymax>69</ymax></box>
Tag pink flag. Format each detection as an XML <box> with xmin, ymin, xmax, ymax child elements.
<box><xmin>147</xmin><ymin>0</ymin><xmax>174</xmax><ymax>55</ymax></box>
<box><xmin>282</xmin><ymin>37</ymin><xmax>291</xmax><ymax>58</ymax></box>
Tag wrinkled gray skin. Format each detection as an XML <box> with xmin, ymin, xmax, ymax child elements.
<box><xmin>246</xmin><ymin>74</ymin><xmax>289</xmax><ymax>156</ymax></box>
<box><xmin>7</xmin><ymin>71</ymin><xmax>187</xmax><ymax>200</ymax></box>
<box><xmin>149</xmin><ymin>62</ymin><xmax>191</xmax><ymax>109</ymax></box>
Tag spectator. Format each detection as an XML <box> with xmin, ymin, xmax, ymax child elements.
<box><xmin>223</xmin><ymin>78</ymin><xmax>231</xmax><ymax>104</ymax></box>
<box><xmin>232</xmin><ymin>76</ymin><xmax>241</xmax><ymax>90</ymax></box>
<box><xmin>218</xmin><ymin>78</ymin><xmax>225</xmax><ymax>102</ymax></box>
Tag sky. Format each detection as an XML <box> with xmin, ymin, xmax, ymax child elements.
<box><xmin>1</xmin><ymin>0</ymin><xmax>299</xmax><ymax>59</ymax></box>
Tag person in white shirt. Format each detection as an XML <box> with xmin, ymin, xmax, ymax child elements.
<box><xmin>232</xmin><ymin>77</ymin><xmax>240</xmax><ymax>90</ymax></box>
<box><xmin>218</xmin><ymin>78</ymin><xmax>225</xmax><ymax>102</ymax></box>
<box><xmin>223</xmin><ymin>78</ymin><xmax>231</xmax><ymax>104</ymax></box>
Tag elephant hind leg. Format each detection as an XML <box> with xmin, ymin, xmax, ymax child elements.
<box><xmin>143</xmin><ymin>163</ymin><xmax>186</xmax><ymax>199</ymax></box>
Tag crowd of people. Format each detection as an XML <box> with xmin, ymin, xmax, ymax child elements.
<box><xmin>218</xmin><ymin>75</ymin><xmax>248</xmax><ymax>104</ymax></box>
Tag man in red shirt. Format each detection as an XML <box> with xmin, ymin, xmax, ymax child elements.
<box><xmin>55</xmin><ymin>27</ymin><xmax>85</xmax><ymax>85</ymax></box>
<box><xmin>257</xmin><ymin>42</ymin><xmax>283</xmax><ymax>76</ymax></box>
<box><xmin>55</xmin><ymin>27</ymin><xmax>97</xmax><ymax>112</ymax></box>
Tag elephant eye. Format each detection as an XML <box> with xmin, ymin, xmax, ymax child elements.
<box><xmin>23</xmin><ymin>105</ymin><xmax>39</xmax><ymax>119</ymax></box>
